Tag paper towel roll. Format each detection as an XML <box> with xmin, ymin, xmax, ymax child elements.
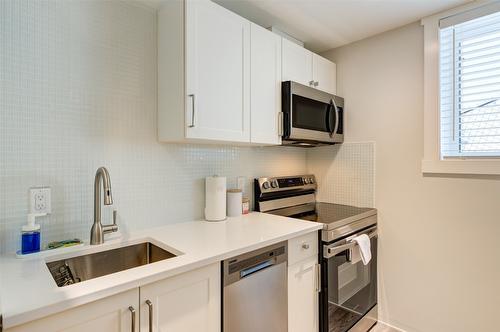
<box><xmin>227</xmin><ymin>189</ymin><xmax>242</xmax><ymax>217</ymax></box>
<box><xmin>205</xmin><ymin>176</ymin><xmax>227</xmax><ymax>221</ymax></box>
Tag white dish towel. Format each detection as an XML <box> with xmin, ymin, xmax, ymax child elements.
<box><xmin>351</xmin><ymin>234</ymin><xmax>371</xmax><ymax>265</ymax></box>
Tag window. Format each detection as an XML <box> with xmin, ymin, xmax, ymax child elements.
<box><xmin>439</xmin><ymin>9</ymin><xmax>500</xmax><ymax>158</ymax></box>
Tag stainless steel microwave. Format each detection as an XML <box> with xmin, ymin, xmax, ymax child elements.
<box><xmin>281</xmin><ymin>81</ymin><xmax>344</xmax><ymax>146</ymax></box>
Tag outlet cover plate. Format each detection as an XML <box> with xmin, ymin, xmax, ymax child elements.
<box><xmin>29</xmin><ymin>187</ymin><xmax>51</xmax><ymax>214</ymax></box>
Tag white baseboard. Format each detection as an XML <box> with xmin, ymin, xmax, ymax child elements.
<box><xmin>375</xmin><ymin>320</ymin><xmax>407</xmax><ymax>332</ymax></box>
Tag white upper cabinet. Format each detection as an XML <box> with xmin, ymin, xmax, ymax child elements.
<box><xmin>158</xmin><ymin>0</ymin><xmax>251</xmax><ymax>144</ymax></box>
<box><xmin>185</xmin><ymin>0</ymin><xmax>250</xmax><ymax>142</ymax></box>
<box><xmin>282</xmin><ymin>38</ymin><xmax>337</xmax><ymax>94</ymax></box>
<box><xmin>312</xmin><ymin>53</ymin><xmax>337</xmax><ymax>95</ymax></box>
<box><xmin>282</xmin><ymin>38</ymin><xmax>314</xmax><ymax>87</ymax></box>
<box><xmin>250</xmin><ymin>23</ymin><xmax>282</xmax><ymax>145</ymax></box>
<box><xmin>158</xmin><ymin>0</ymin><xmax>335</xmax><ymax>145</ymax></box>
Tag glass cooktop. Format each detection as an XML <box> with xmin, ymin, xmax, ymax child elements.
<box><xmin>288</xmin><ymin>202</ymin><xmax>376</xmax><ymax>229</ymax></box>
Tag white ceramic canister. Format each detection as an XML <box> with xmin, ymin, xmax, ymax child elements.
<box><xmin>226</xmin><ymin>189</ymin><xmax>243</xmax><ymax>217</ymax></box>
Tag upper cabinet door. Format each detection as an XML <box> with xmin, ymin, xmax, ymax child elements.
<box><xmin>312</xmin><ymin>54</ymin><xmax>337</xmax><ymax>95</ymax></box>
<box><xmin>250</xmin><ymin>23</ymin><xmax>282</xmax><ymax>145</ymax></box>
<box><xmin>282</xmin><ymin>38</ymin><xmax>313</xmax><ymax>87</ymax></box>
<box><xmin>185</xmin><ymin>0</ymin><xmax>250</xmax><ymax>142</ymax></box>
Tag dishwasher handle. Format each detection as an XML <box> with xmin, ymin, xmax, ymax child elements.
<box><xmin>223</xmin><ymin>241</ymin><xmax>287</xmax><ymax>286</ymax></box>
<box><xmin>240</xmin><ymin>259</ymin><xmax>275</xmax><ymax>279</ymax></box>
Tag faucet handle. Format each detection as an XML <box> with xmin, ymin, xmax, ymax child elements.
<box><xmin>103</xmin><ymin>210</ymin><xmax>119</xmax><ymax>235</ymax></box>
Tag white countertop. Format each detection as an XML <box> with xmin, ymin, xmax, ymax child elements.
<box><xmin>0</xmin><ymin>212</ymin><xmax>322</xmax><ymax>329</ymax></box>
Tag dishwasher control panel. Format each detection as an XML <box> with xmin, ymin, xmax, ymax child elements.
<box><xmin>222</xmin><ymin>241</ymin><xmax>287</xmax><ymax>286</ymax></box>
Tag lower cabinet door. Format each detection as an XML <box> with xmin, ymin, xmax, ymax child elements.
<box><xmin>139</xmin><ymin>262</ymin><xmax>221</xmax><ymax>332</ymax></box>
<box><xmin>6</xmin><ymin>288</ymin><xmax>139</xmax><ymax>332</ymax></box>
<box><xmin>288</xmin><ymin>255</ymin><xmax>319</xmax><ymax>332</ymax></box>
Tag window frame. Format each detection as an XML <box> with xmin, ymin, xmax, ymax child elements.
<box><xmin>422</xmin><ymin>1</ymin><xmax>500</xmax><ymax>175</ymax></box>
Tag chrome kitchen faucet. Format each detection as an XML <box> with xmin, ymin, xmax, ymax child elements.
<box><xmin>90</xmin><ymin>167</ymin><xmax>118</xmax><ymax>245</ymax></box>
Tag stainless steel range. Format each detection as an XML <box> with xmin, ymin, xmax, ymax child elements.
<box><xmin>255</xmin><ymin>174</ymin><xmax>378</xmax><ymax>332</ymax></box>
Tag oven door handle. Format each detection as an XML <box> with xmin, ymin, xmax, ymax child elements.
<box><xmin>323</xmin><ymin>229</ymin><xmax>378</xmax><ymax>259</ymax></box>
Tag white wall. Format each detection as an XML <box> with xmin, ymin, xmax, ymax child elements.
<box><xmin>323</xmin><ymin>22</ymin><xmax>500</xmax><ymax>332</ymax></box>
<box><xmin>0</xmin><ymin>0</ymin><xmax>307</xmax><ymax>254</ymax></box>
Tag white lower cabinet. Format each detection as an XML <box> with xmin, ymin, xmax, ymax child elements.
<box><xmin>6</xmin><ymin>288</ymin><xmax>140</xmax><ymax>332</ymax></box>
<box><xmin>288</xmin><ymin>232</ymin><xmax>320</xmax><ymax>332</ymax></box>
<box><xmin>6</xmin><ymin>263</ymin><xmax>220</xmax><ymax>332</ymax></box>
<box><xmin>6</xmin><ymin>240</ymin><xmax>321</xmax><ymax>332</ymax></box>
<box><xmin>139</xmin><ymin>262</ymin><xmax>220</xmax><ymax>332</ymax></box>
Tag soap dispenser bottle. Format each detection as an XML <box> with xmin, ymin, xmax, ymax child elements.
<box><xmin>21</xmin><ymin>213</ymin><xmax>45</xmax><ymax>254</ymax></box>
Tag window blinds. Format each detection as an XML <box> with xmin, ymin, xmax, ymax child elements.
<box><xmin>440</xmin><ymin>7</ymin><xmax>500</xmax><ymax>157</ymax></box>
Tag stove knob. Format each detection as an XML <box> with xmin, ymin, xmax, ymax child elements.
<box><xmin>309</xmin><ymin>177</ymin><xmax>315</xmax><ymax>184</ymax></box>
<box><xmin>271</xmin><ymin>181</ymin><xmax>278</xmax><ymax>188</ymax></box>
<box><xmin>262</xmin><ymin>182</ymin><xmax>270</xmax><ymax>189</ymax></box>
<box><xmin>303</xmin><ymin>178</ymin><xmax>309</xmax><ymax>184</ymax></box>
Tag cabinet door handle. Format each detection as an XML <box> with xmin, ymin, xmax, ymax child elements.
<box><xmin>316</xmin><ymin>263</ymin><xmax>321</xmax><ymax>293</ymax></box>
<box><xmin>314</xmin><ymin>81</ymin><xmax>319</xmax><ymax>87</ymax></box>
<box><xmin>128</xmin><ymin>306</ymin><xmax>136</xmax><ymax>332</ymax></box>
<box><xmin>188</xmin><ymin>94</ymin><xmax>196</xmax><ymax>128</ymax></box>
<box><xmin>278</xmin><ymin>112</ymin><xmax>284</xmax><ymax>137</ymax></box>
<box><xmin>309</xmin><ymin>80</ymin><xmax>315</xmax><ymax>87</ymax></box>
<box><xmin>302</xmin><ymin>243</ymin><xmax>310</xmax><ymax>250</ymax></box>
<box><xmin>146</xmin><ymin>300</ymin><xmax>153</xmax><ymax>332</ymax></box>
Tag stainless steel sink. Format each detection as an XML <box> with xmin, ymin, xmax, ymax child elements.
<box><xmin>46</xmin><ymin>242</ymin><xmax>177</xmax><ymax>287</ymax></box>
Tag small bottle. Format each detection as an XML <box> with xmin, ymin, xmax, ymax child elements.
<box><xmin>242</xmin><ymin>197</ymin><xmax>250</xmax><ymax>215</ymax></box>
<box><xmin>21</xmin><ymin>213</ymin><xmax>45</xmax><ymax>254</ymax></box>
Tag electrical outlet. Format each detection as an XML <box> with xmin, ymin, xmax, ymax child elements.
<box><xmin>29</xmin><ymin>187</ymin><xmax>51</xmax><ymax>214</ymax></box>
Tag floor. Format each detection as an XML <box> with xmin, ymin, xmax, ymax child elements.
<box><xmin>370</xmin><ymin>322</ymin><xmax>400</xmax><ymax>332</ymax></box>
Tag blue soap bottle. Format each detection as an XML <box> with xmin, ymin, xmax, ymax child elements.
<box><xmin>21</xmin><ymin>213</ymin><xmax>45</xmax><ymax>254</ymax></box>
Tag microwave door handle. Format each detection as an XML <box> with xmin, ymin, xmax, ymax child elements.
<box><xmin>282</xmin><ymin>111</ymin><xmax>290</xmax><ymax>138</ymax></box>
<box><xmin>327</xmin><ymin>100</ymin><xmax>335</xmax><ymax>136</ymax></box>
<box><xmin>325</xmin><ymin>104</ymin><xmax>331</xmax><ymax>133</ymax></box>
<box><xmin>331</xmin><ymin>98</ymin><xmax>339</xmax><ymax>136</ymax></box>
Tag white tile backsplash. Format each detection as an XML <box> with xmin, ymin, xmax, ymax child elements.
<box><xmin>0</xmin><ymin>1</ymin><xmax>375</xmax><ymax>255</ymax></box>
<box><xmin>307</xmin><ymin>142</ymin><xmax>375</xmax><ymax>207</ymax></box>
<box><xmin>0</xmin><ymin>0</ymin><xmax>307</xmax><ymax>254</ymax></box>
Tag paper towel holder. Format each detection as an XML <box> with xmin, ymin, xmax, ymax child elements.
<box><xmin>205</xmin><ymin>175</ymin><xmax>227</xmax><ymax>221</ymax></box>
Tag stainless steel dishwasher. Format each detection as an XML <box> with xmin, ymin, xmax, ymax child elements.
<box><xmin>222</xmin><ymin>241</ymin><xmax>288</xmax><ymax>332</ymax></box>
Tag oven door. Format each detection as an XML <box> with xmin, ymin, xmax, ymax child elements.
<box><xmin>282</xmin><ymin>81</ymin><xmax>343</xmax><ymax>144</ymax></box>
<box><xmin>320</xmin><ymin>226</ymin><xmax>377</xmax><ymax>332</ymax></box>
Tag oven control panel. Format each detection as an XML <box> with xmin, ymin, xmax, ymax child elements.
<box><xmin>256</xmin><ymin>174</ymin><xmax>317</xmax><ymax>194</ymax></box>
<box><xmin>277</xmin><ymin>177</ymin><xmax>304</xmax><ymax>188</ymax></box>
